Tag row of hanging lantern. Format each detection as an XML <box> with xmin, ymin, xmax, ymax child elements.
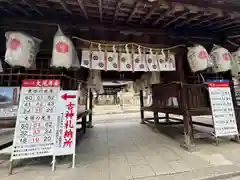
<box><xmin>4</xmin><ymin>26</ymin><xmax>80</xmax><ymax>69</ymax></box>
<box><xmin>81</xmin><ymin>44</ymin><xmax>176</xmax><ymax>72</ymax></box>
<box><xmin>3</xmin><ymin>25</ymin><xmax>240</xmax><ymax>76</ymax></box>
<box><xmin>187</xmin><ymin>44</ymin><xmax>240</xmax><ymax>76</ymax></box>
<box><xmin>3</xmin><ymin>26</ymin><xmax>176</xmax><ymax>72</ymax></box>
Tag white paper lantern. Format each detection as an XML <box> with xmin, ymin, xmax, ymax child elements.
<box><xmin>231</xmin><ymin>48</ymin><xmax>240</xmax><ymax>77</ymax></box>
<box><xmin>146</xmin><ymin>50</ymin><xmax>159</xmax><ymax>71</ymax></box>
<box><xmin>107</xmin><ymin>52</ymin><xmax>119</xmax><ymax>71</ymax></box>
<box><xmin>51</xmin><ymin>27</ymin><xmax>80</xmax><ymax>69</ymax></box>
<box><xmin>187</xmin><ymin>45</ymin><xmax>209</xmax><ymax>72</ymax></box>
<box><xmin>134</xmin><ymin>54</ymin><xmax>147</xmax><ymax>71</ymax></box>
<box><xmin>119</xmin><ymin>53</ymin><xmax>132</xmax><ymax>71</ymax></box>
<box><xmin>5</xmin><ymin>31</ymin><xmax>41</xmax><ymax>68</ymax></box>
<box><xmin>210</xmin><ymin>44</ymin><xmax>232</xmax><ymax>73</ymax></box>
<box><xmin>91</xmin><ymin>51</ymin><xmax>105</xmax><ymax>70</ymax></box>
<box><xmin>157</xmin><ymin>50</ymin><xmax>167</xmax><ymax>71</ymax></box>
<box><xmin>167</xmin><ymin>51</ymin><xmax>176</xmax><ymax>71</ymax></box>
<box><xmin>81</xmin><ymin>50</ymin><xmax>90</xmax><ymax>68</ymax></box>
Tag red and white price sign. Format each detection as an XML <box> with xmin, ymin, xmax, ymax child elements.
<box><xmin>208</xmin><ymin>80</ymin><xmax>238</xmax><ymax>137</ymax></box>
<box><xmin>55</xmin><ymin>91</ymin><xmax>78</xmax><ymax>156</ymax></box>
<box><xmin>11</xmin><ymin>79</ymin><xmax>60</xmax><ymax>160</ymax></box>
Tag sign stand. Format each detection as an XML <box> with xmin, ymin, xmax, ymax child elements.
<box><xmin>52</xmin><ymin>155</ymin><xmax>56</xmax><ymax>171</ymax></box>
<box><xmin>208</xmin><ymin>80</ymin><xmax>239</xmax><ymax>144</ymax></box>
<box><xmin>72</xmin><ymin>153</ymin><xmax>76</xmax><ymax>168</ymax></box>
<box><xmin>8</xmin><ymin>161</ymin><xmax>13</xmax><ymax>175</ymax></box>
<box><xmin>9</xmin><ymin>79</ymin><xmax>60</xmax><ymax>175</ymax></box>
<box><xmin>53</xmin><ymin>90</ymin><xmax>78</xmax><ymax>170</ymax></box>
<box><xmin>233</xmin><ymin>134</ymin><xmax>240</xmax><ymax>143</ymax></box>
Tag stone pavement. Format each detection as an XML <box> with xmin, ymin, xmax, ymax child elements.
<box><xmin>1</xmin><ymin>113</ymin><xmax>240</xmax><ymax>180</ymax></box>
<box><xmin>93</xmin><ymin>105</ymin><xmax>140</xmax><ymax>115</ymax></box>
<box><xmin>0</xmin><ymin>129</ymin><xmax>14</xmax><ymax>147</ymax></box>
<box><xmin>226</xmin><ymin>176</ymin><xmax>240</xmax><ymax>180</ymax></box>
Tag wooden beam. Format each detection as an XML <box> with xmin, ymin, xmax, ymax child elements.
<box><xmin>113</xmin><ymin>0</ymin><xmax>124</xmax><ymax>24</ymax></box>
<box><xmin>59</xmin><ymin>0</ymin><xmax>72</xmax><ymax>14</ymax></box>
<box><xmin>174</xmin><ymin>13</ymin><xmax>203</xmax><ymax>28</ymax></box>
<box><xmin>7</xmin><ymin>0</ymin><xmax>31</xmax><ymax>16</ymax></box>
<box><xmin>77</xmin><ymin>0</ymin><xmax>88</xmax><ymax>19</ymax></box>
<box><xmin>217</xmin><ymin>24</ymin><xmax>240</xmax><ymax>32</ymax></box>
<box><xmin>99</xmin><ymin>0</ymin><xmax>103</xmax><ymax>22</ymax></box>
<box><xmin>41</xmin><ymin>0</ymin><xmax>50</xmax><ymax>8</ymax></box>
<box><xmin>189</xmin><ymin>15</ymin><xmax>219</xmax><ymax>28</ymax></box>
<box><xmin>22</xmin><ymin>0</ymin><xmax>44</xmax><ymax>16</ymax></box>
<box><xmin>169</xmin><ymin>0</ymin><xmax>240</xmax><ymax>13</ymax></box>
<box><xmin>203</xmin><ymin>17</ymin><xmax>230</xmax><ymax>29</ymax></box>
<box><xmin>1</xmin><ymin>17</ymin><xmax>217</xmax><ymax>41</ymax></box>
<box><xmin>152</xmin><ymin>8</ymin><xmax>174</xmax><ymax>26</ymax></box>
<box><xmin>228</xmin><ymin>34</ymin><xmax>240</xmax><ymax>39</ymax></box>
<box><xmin>0</xmin><ymin>6</ymin><xmax>16</xmax><ymax>16</ymax></box>
<box><xmin>211</xmin><ymin>20</ymin><xmax>240</xmax><ymax>31</ymax></box>
<box><xmin>163</xmin><ymin>11</ymin><xmax>189</xmax><ymax>28</ymax></box>
<box><xmin>127</xmin><ymin>1</ymin><xmax>141</xmax><ymax>23</ymax></box>
<box><xmin>227</xmin><ymin>40</ymin><xmax>239</xmax><ymax>47</ymax></box>
<box><xmin>140</xmin><ymin>1</ymin><xmax>159</xmax><ymax>24</ymax></box>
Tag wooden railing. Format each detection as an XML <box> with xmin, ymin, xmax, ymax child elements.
<box><xmin>184</xmin><ymin>83</ymin><xmax>210</xmax><ymax>110</ymax></box>
<box><xmin>152</xmin><ymin>82</ymin><xmax>210</xmax><ymax>110</ymax></box>
<box><xmin>152</xmin><ymin>82</ymin><xmax>181</xmax><ymax>109</ymax></box>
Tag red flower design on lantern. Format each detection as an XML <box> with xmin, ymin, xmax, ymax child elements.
<box><xmin>56</xmin><ymin>42</ymin><xmax>69</xmax><ymax>53</ymax></box>
<box><xmin>10</xmin><ymin>38</ymin><xmax>20</xmax><ymax>50</ymax></box>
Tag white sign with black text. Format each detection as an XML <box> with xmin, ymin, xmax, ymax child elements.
<box><xmin>11</xmin><ymin>79</ymin><xmax>60</xmax><ymax>160</ymax></box>
<box><xmin>208</xmin><ymin>80</ymin><xmax>239</xmax><ymax>137</ymax></box>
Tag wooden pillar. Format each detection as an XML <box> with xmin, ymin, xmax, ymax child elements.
<box><xmin>85</xmin><ymin>88</ymin><xmax>88</xmax><ymax>110</ymax></box>
<box><xmin>154</xmin><ymin>112</ymin><xmax>159</xmax><ymax>125</ymax></box>
<box><xmin>180</xmin><ymin>83</ymin><xmax>194</xmax><ymax>151</ymax></box>
<box><xmin>82</xmin><ymin>87</ymin><xmax>88</xmax><ymax>133</ymax></box>
<box><xmin>88</xmin><ymin>89</ymin><xmax>93</xmax><ymax>128</ymax></box>
<box><xmin>140</xmin><ymin>90</ymin><xmax>145</xmax><ymax>124</ymax></box>
<box><xmin>165</xmin><ymin>113</ymin><xmax>170</xmax><ymax>123</ymax></box>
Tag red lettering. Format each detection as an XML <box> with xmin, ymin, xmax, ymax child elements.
<box><xmin>64</xmin><ymin>120</ymin><xmax>73</xmax><ymax>129</ymax></box>
<box><xmin>66</xmin><ymin>102</ymin><xmax>75</xmax><ymax>111</ymax></box>
<box><xmin>33</xmin><ymin>129</ymin><xmax>40</xmax><ymax>134</ymax></box>
<box><xmin>65</xmin><ymin>110</ymin><xmax>74</xmax><ymax>119</ymax></box>
<box><xmin>63</xmin><ymin>139</ymin><xmax>72</xmax><ymax>147</ymax></box>
<box><xmin>64</xmin><ymin>129</ymin><xmax>73</xmax><ymax>139</ymax></box>
<box><xmin>33</xmin><ymin>137</ymin><xmax>39</xmax><ymax>143</ymax></box>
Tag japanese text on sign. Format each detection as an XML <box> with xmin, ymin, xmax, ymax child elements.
<box><xmin>11</xmin><ymin>79</ymin><xmax>60</xmax><ymax>160</ymax></box>
<box><xmin>208</xmin><ymin>80</ymin><xmax>239</xmax><ymax>137</ymax></box>
<box><xmin>55</xmin><ymin>91</ymin><xmax>78</xmax><ymax>156</ymax></box>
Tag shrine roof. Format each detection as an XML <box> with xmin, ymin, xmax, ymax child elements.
<box><xmin>0</xmin><ymin>0</ymin><xmax>239</xmax><ymax>50</ymax></box>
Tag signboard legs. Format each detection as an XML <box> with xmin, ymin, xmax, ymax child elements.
<box><xmin>52</xmin><ymin>155</ymin><xmax>56</xmax><ymax>171</ymax></box>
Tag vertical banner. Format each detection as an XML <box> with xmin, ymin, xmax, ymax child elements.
<box><xmin>55</xmin><ymin>91</ymin><xmax>78</xmax><ymax>156</ymax></box>
<box><xmin>11</xmin><ymin>79</ymin><xmax>60</xmax><ymax>160</ymax></box>
<box><xmin>208</xmin><ymin>80</ymin><xmax>239</xmax><ymax>137</ymax></box>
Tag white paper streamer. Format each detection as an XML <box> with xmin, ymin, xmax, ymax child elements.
<box><xmin>125</xmin><ymin>44</ymin><xmax>129</xmax><ymax>54</ymax></box>
<box><xmin>112</xmin><ymin>45</ymin><xmax>116</xmax><ymax>53</ymax></box>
